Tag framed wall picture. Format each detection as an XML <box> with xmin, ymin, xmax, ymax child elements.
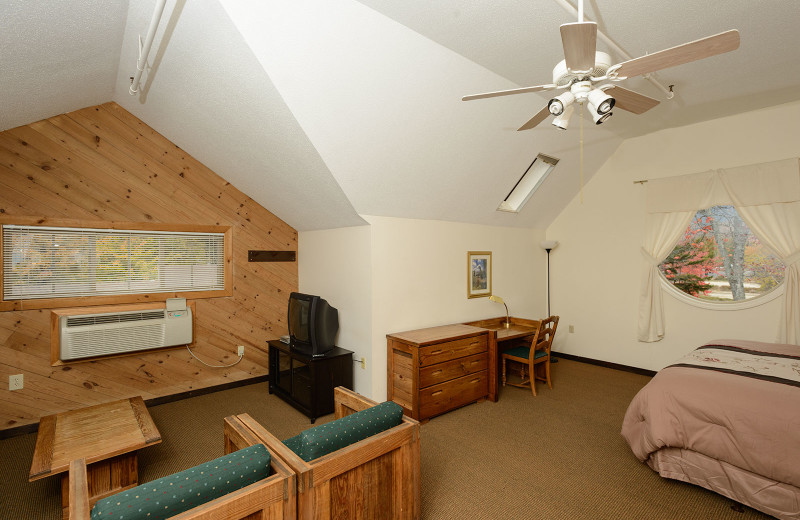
<box><xmin>467</xmin><ymin>251</ymin><xmax>492</xmax><ymax>298</ymax></box>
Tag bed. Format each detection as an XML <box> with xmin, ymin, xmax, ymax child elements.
<box><xmin>621</xmin><ymin>339</ymin><xmax>800</xmax><ymax>520</ymax></box>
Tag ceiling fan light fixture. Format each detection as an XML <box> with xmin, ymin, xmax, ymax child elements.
<box><xmin>591</xmin><ymin>110</ymin><xmax>612</xmax><ymax>125</ymax></box>
<box><xmin>587</xmin><ymin>88</ymin><xmax>615</xmax><ymax>115</ymax></box>
<box><xmin>552</xmin><ymin>104</ymin><xmax>574</xmax><ymax>130</ymax></box>
<box><xmin>548</xmin><ymin>91</ymin><xmax>575</xmax><ymax>116</ymax></box>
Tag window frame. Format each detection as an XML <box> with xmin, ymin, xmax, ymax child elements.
<box><xmin>656</xmin><ymin>205</ymin><xmax>785</xmax><ymax>310</ymax></box>
<box><xmin>0</xmin><ymin>216</ymin><xmax>232</xmax><ymax>311</ymax></box>
<box><xmin>659</xmin><ymin>274</ymin><xmax>784</xmax><ymax>310</ymax></box>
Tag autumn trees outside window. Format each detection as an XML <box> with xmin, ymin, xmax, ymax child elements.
<box><xmin>658</xmin><ymin>205</ymin><xmax>785</xmax><ymax>302</ymax></box>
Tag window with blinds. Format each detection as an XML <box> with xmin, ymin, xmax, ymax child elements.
<box><xmin>2</xmin><ymin>225</ymin><xmax>226</xmax><ymax>300</ymax></box>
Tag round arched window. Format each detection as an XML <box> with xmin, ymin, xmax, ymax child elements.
<box><xmin>658</xmin><ymin>205</ymin><xmax>785</xmax><ymax>302</ymax></box>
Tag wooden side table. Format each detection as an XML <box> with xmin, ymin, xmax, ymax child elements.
<box><xmin>29</xmin><ymin>396</ymin><xmax>161</xmax><ymax>518</ymax></box>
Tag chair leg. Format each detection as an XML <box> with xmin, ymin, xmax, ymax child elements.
<box><xmin>545</xmin><ymin>359</ymin><xmax>552</xmax><ymax>390</ymax></box>
<box><xmin>529</xmin><ymin>362</ymin><xmax>537</xmax><ymax>396</ymax></box>
<box><xmin>502</xmin><ymin>357</ymin><xmax>507</xmax><ymax>386</ymax></box>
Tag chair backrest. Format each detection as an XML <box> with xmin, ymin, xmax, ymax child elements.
<box><xmin>282</xmin><ymin>400</ymin><xmax>404</xmax><ymax>462</ymax></box>
<box><xmin>534</xmin><ymin>315</ymin><xmax>559</xmax><ymax>354</ymax></box>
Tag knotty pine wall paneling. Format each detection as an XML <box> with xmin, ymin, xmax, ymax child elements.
<box><xmin>0</xmin><ymin>102</ymin><xmax>297</xmax><ymax>431</ymax></box>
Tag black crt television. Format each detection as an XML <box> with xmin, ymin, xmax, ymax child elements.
<box><xmin>287</xmin><ymin>292</ymin><xmax>339</xmax><ymax>357</ymax></box>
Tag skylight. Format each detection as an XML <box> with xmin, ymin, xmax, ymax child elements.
<box><xmin>497</xmin><ymin>154</ymin><xmax>559</xmax><ymax>213</ymax></box>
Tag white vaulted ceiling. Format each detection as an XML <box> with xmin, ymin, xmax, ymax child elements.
<box><xmin>2</xmin><ymin>0</ymin><xmax>800</xmax><ymax>231</ymax></box>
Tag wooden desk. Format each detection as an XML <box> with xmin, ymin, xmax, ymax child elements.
<box><xmin>463</xmin><ymin>316</ymin><xmax>541</xmax><ymax>400</ymax></box>
<box><xmin>29</xmin><ymin>396</ymin><xmax>161</xmax><ymax>518</ymax></box>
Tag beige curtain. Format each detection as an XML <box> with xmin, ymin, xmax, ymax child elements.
<box><xmin>639</xmin><ymin>172</ymin><xmax>718</xmax><ymax>342</ymax></box>
<box><xmin>638</xmin><ymin>211</ymin><xmax>696</xmax><ymax>341</ymax></box>
<box><xmin>639</xmin><ymin>158</ymin><xmax>800</xmax><ymax>344</ymax></box>
<box><xmin>719</xmin><ymin>158</ymin><xmax>800</xmax><ymax>344</ymax></box>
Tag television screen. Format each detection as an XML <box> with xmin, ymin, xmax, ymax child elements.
<box><xmin>288</xmin><ymin>297</ymin><xmax>310</xmax><ymax>343</ymax></box>
<box><xmin>287</xmin><ymin>292</ymin><xmax>338</xmax><ymax>357</ymax></box>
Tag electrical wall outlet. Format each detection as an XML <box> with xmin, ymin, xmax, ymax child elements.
<box><xmin>360</xmin><ymin>357</ymin><xmax>366</xmax><ymax>370</ymax></box>
<box><xmin>9</xmin><ymin>374</ymin><xmax>23</xmax><ymax>391</ymax></box>
<box><xmin>237</xmin><ymin>345</ymin><xmax>245</xmax><ymax>356</ymax></box>
<box><xmin>569</xmin><ymin>325</ymin><xmax>575</xmax><ymax>333</ymax></box>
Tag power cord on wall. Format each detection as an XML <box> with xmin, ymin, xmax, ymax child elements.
<box><xmin>186</xmin><ymin>345</ymin><xmax>243</xmax><ymax>368</ymax></box>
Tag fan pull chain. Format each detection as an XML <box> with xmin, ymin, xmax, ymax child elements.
<box><xmin>580</xmin><ymin>102</ymin><xmax>584</xmax><ymax>204</ymax></box>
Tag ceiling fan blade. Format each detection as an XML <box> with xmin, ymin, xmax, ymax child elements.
<box><xmin>517</xmin><ymin>106</ymin><xmax>551</xmax><ymax>131</ymax></box>
<box><xmin>560</xmin><ymin>22</ymin><xmax>597</xmax><ymax>72</ymax></box>
<box><xmin>605</xmin><ymin>86</ymin><xmax>660</xmax><ymax>114</ymax></box>
<box><xmin>612</xmin><ymin>29</ymin><xmax>740</xmax><ymax>79</ymax></box>
<box><xmin>462</xmin><ymin>84</ymin><xmax>556</xmax><ymax>102</ymax></box>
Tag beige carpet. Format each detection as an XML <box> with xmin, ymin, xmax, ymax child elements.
<box><xmin>0</xmin><ymin>359</ymin><xmax>774</xmax><ymax>519</ymax></box>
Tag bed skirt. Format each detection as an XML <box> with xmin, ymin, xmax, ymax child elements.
<box><xmin>649</xmin><ymin>447</ymin><xmax>800</xmax><ymax>520</ymax></box>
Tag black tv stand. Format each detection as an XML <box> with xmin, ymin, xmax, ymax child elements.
<box><xmin>267</xmin><ymin>340</ymin><xmax>354</xmax><ymax>423</ymax></box>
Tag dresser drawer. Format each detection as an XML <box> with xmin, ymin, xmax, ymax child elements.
<box><xmin>418</xmin><ymin>335</ymin><xmax>487</xmax><ymax>366</ymax></box>
<box><xmin>419</xmin><ymin>353</ymin><xmax>487</xmax><ymax>388</ymax></box>
<box><xmin>419</xmin><ymin>370</ymin><xmax>488</xmax><ymax>419</ymax></box>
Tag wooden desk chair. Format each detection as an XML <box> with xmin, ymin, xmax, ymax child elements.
<box><xmin>501</xmin><ymin>315</ymin><xmax>559</xmax><ymax>396</ymax></box>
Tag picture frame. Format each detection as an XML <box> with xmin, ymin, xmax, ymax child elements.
<box><xmin>467</xmin><ymin>251</ymin><xmax>492</xmax><ymax>299</ymax></box>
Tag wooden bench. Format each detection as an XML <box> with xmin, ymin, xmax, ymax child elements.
<box><xmin>230</xmin><ymin>387</ymin><xmax>421</xmax><ymax>520</ymax></box>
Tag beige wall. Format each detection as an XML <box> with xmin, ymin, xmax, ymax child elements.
<box><xmin>300</xmin><ymin>216</ymin><xmax>547</xmax><ymax>401</ymax></box>
<box><xmin>298</xmin><ymin>225</ymin><xmax>372</xmax><ymax>396</ymax></box>
<box><xmin>365</xmin><ymin>216</ymin><xmax>546</xmax><ymax>400</ymax></box>
<box><xmin>547</xmin><ymin>100</ymin><xmax>800</xmax><ymax>371</ymax></box>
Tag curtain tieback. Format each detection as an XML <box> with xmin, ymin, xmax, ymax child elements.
<box><xmin>641</xmin><ymin>248</ymin><xmax>661</xmax><ymax>266</ymax></box>
<box><xmin>783</xmin><ymin>251</ymin><xmax>800</xmax><ymax>268</ymax></box>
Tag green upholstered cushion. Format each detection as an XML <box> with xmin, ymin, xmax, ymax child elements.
<box><xmin>282</xmin><ymin>434</ymin><xmax>303</xmax><ymax>456</ymax></box>
<box><xmin>283</xmin><ymin>401</ymin><xmax>403</xmax><ymax>462</ymax></box>
<box><xmin>504</xmin><ymin>346</ymin><xmax>548</xmax><ymax>361</ymax></box>
<box><xmin>90</xmin><ymin>444</ymin><xmax>271</xmax><ymax>520</ymax></box>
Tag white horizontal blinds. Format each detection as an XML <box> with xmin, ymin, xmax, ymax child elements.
<box><xmin>2</xmin><ymin>225</ymin><xmax>225</xmax><ymax>300</ymax></box>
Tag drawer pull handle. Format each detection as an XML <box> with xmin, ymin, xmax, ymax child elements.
<box><xmin>432</xmin><ymin>370</ymin><xmax>442</xmax><ymax>376</ymax></box>
<box><xmin>470</xmin><ymin>378</ymin><xmax>480</xmax><ymax>384</ymax></box>
<box><xmin>430</xmin><ymin>349</ymin><xmax>443</xmax><ymax>355</ymax></box>
<box><xmin>431</xmin><ymin>390</ymin><xmax>443</xmax><ymax>397</ymax></box>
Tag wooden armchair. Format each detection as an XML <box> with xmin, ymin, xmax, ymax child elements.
<box><xmin>231</xmin><ymin>387</ymin><xmax>421</xmax><ymax>520</ymax></box>
<box><xmin>67</xmin><ymin>417</ymin><xmax>296</xmax><ymax>520</ymax></box>
<box><xmin>501</xmin><ymin>315</ymin><xmax>559</xmax><ymax>396</ymax></box>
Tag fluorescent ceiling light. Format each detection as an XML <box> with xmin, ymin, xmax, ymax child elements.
<box><xmin>497</xmin><ymin>154</ymin><xmax>559</xmax><ymax>213</ymax></box>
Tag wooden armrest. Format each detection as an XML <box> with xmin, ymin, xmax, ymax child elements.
<box><xmin>333</xmin><ymin>386</ymin><xmax>379</xmax><ymax>417</ymax></box>
<box><xmin>224</xmin><ymin>414</ymin><xmax>266</xmax><ymax>454</ymax></box>
<box><xmin>69</xmin><ymin>458</ymin><xmax>90</xmax><ymax>520</ymax></box>
<box><xmin>234</xmin><ymin>414</ymin><xmax>310</xmax><ymax>472</ymax></box>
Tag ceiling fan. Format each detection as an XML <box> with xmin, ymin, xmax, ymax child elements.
<box><xmin>462</xmin><ymin>0</ymin><xmax>740</xmax><ymax>131</ymax></box>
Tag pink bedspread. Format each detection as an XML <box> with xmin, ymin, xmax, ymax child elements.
<box><xmin>622</xmin><ymin>339</ymin><xmax>800</xmax><ymax>515</ymax></box>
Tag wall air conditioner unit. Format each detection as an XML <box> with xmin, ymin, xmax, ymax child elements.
<box><xmin>59</xmin><ymin>307</ymin><xmax>192</xmax><ymax>361</ymax></box>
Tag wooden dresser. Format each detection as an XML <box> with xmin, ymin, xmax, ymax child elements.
<box><xmin>387</xmin><ymin>324</ymin><xmax>490</xmax><ymax>421</ymax></box>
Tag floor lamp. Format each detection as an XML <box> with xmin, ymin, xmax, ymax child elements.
<box><xmin>540</xmin><ymin>240</ymin><xmax>559</xmax><ymax>362</ymax></box>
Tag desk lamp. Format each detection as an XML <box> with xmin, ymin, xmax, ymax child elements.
<box><xmin>489</xmin><ymin>295</ymin><xmax>510</xmax><ymax>328</ymax></box>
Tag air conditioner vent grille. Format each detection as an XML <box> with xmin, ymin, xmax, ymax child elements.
<box><xmin>66</xmin><ymin>326</ymin><xmax>166</xmax><ymax>359</ymax></box>
<box><xmin>66</xmin><ymin>311</ymin><xmax>165</xmax><ymax>327</ymax></box>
